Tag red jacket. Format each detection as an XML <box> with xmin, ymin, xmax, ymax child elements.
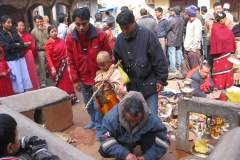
<box><xmin>66</xmin><ymin>24</ymin><xmax>111</xmax><ymax>85</ymax></box>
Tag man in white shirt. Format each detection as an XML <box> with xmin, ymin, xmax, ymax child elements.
<box><xmin>57</xmin><ymin>13</ymin><xmax>68</xmax><ymax>40</ymax></box>
<box><xmin>184</xmin><ymin>5</ymin><xmax>203</xmax><ymax>70</ymax></box>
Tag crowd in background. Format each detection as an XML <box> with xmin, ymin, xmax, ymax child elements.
<box><xmin>0</xmin><ymin>2</ymin><xmax>240</xmax><ymax>160</ymax></box>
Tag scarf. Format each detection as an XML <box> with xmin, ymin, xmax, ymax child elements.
<box><xmin>210</xmin><ymin>23</ymin><xmax>236</xmax><ymax>55</ymax></box>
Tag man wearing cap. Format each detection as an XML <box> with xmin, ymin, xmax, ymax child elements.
<box><xmin>223</xmin><ymin>3</ymin><xmax>234</xmax><ymax>29</ymax></box>
<box><xmin>184</xmin><ymin>5</ymin><xmax>203</xmax><ymax>69</ymax></box>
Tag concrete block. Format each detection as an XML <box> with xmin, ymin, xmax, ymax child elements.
<box><xmin>209</xmin><ymin>127</ymin><xmax>240</xmax><ymax>160</ymax></box>
<box><xmin>0</xmin><ymin>105</ymin><xmax>94</xmax><ymax>160</ymax></box>
<box><xmin>176</xmin><ymin>97</ymin><xmax>240</xmax><ymax>152</ymax></box>
<box><xmin>43</xmin><ymin>100</ymin><xmax>73</xmax><ymax>131</ymax></box>
<box><xmin>0</xmin><ymin>87</ymin><xmax>73</xmax><ymax>132</ymax></box>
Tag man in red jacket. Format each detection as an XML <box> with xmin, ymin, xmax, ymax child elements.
<box><xmin>66</xmin><ymin>7</ymin><xmax>112</xmax><ymax>140</ymax></box>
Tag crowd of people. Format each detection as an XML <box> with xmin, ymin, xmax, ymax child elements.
<box><xmin>0</xmin><ymin>1</ymin><xmax>240</xmax><ymax>160</ymax></box>
<box><xmin>135</xmin><ymin>2</ymin><xmax>240</xmax><ymax>100</ymax></box>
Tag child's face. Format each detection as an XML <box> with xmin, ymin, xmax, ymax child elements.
<box><xmin>7</xmin><ymin>130</ymin><xmax>20</xmax><ymax>155</ymax></box>
<box><xmin>97</xmin><ymin>60</ymin><xmax>111</xmax><ymax>71</ymax></box>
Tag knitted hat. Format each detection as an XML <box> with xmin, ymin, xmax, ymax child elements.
<box><xmin>215</xmin><ymin>12</ymin><xmax>226</xmax><ymax>22</ymax></box>
<box><xmin>186</xmin><ymin>5</ymin><xmax>197</xmax><ymax>17</ymax></box>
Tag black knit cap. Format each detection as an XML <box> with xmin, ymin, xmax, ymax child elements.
<box><xmin>215</xmin><ymin>12</ymin><xmax>226</xmax><ymax>22</ymax></box>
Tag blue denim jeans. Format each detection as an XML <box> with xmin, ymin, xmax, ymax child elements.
<box><xmin>168</xmin><ymin>46</ymin><xmax>183</xmax><ymax>72</ymax></box>
<box><xmin>146</xmin><ymin>94</ymin><xmax>158</xmax><ymax>115</ymax></box>
<box><xmin>80</xmin><ymin>83</ymin><xmax>103</xmax><ymax>138</ymax></box>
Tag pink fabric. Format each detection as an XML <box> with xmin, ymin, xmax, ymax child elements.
<box><xmin>105</xmin><ymin>29</ymin><xmax>115</xmax><ymax>50</ymax></box>
<box><xmin>20</xmin><ymin>33</ymin><xmax>40</xmax><ymax>90</ymax></box>
<box><xmin>24</xmin><ymin>50</ymin><xmax>40</xmax><ymax>90</ymax></box>
<box><xmin>212</xmin><ymin>55</ymin><xmax>234</xmax><ymax>89</ymax></box>
<box><xmin>0</xmin><ymin>47</ymin><xmax>14</xmax><ymax>97</ymax></box>
<box><xmin>210</xmin><ymin>23</ymin><xmax>236</xmax><ymax>55</ymax></box>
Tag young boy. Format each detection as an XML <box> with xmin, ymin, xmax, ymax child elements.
<box><xmin>94</xmin><ymin>51</ymin><xmax>127</xmax><ymax>115</ymax></box>
<box><xmin>0</xmin><ymin>114</ymin><xmax>59</xmax><ymax>160</ymax></box>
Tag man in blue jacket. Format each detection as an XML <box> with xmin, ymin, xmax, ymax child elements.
<box><xmin>99</xmin><ymin>91</ymin><xmax>169</xmax><ymax>160</ymax></box>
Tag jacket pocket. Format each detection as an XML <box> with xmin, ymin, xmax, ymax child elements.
<box><xmin>135</xmin><ymin>62</ymin><xmax>152</xmax><ymax>78</ymax></box>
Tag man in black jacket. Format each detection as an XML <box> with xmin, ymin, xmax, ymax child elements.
<box><xmin>114</xmin><ymin>10</ymin><xmax>168</xmax><ymax>114</ymax></box>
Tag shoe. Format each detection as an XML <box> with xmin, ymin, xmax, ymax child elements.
<box><xmin>168</xmin><ymin>72</ymin><xmax>176</xmax><ymax>80</ymax></box>
<box><xmin>84</xmin><ymin>122</ymin><xmax>95</xmax><ymax>129</ymax></box>
<box><xmin>176</xmin><ymin>70</ymin><xmax>184</xmax><ymax>79</ymax></box>
<box><xmin>71</xmin><ymin>95</ymin><xmax>80</xmax><ymax>105</ymax></box>
<box><xmin>40</xmin><ymin>83</ymin><xmax>46</xmax><ymax>88</ymax></box>
<box><xmin>75</xmin><ymin>99</ymin><xmax>80</xmax><ymax>103</ymax></box>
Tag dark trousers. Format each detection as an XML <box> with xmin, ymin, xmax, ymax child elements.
<box><xmin>99</xmin><ymin>132</ymin><xmax>156</xmax><ymax>159</ymax></box>
<box><xmin>185</xmin><ymin>50</ymin><xmax>202</xmax><ymax>70</ymax></box>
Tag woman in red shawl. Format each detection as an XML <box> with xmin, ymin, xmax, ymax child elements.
<box><xmin>45</xmin><ymin>25</ymin><xmax>77</xmax><ymax>103</ymax></box>
<box><xmin>210</xmin><ymin>12</ymin><xmax>236</xmax><ymax>91</ymax></box>
<box><xmin>17</xmin><ymin>21</ymin><xmax>40</xmax><ymax>90</ymax></box>
<box><xmin>0</xmin><ymin>46</ymin><xmax>14</xmax><ymax>97</ymax></box>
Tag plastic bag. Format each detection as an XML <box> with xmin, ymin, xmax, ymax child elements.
<box><xmin>226</xmin><ymin>86</ymin><xmax>240</xmax><ymax>103</ymax></box>
<box><xmin>118</xmin><ymin>66</ymin><xmax>130</xmax><ymax>84</ymax></box>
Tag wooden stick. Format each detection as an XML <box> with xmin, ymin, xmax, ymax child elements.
<box><xmin>84</xmin><ymin>60</ymin><xmax>122</xmax><ymax>110</ymax></box>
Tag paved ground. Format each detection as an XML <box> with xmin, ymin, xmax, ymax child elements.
<box><xmin>62</xmin><ymin>80</ymin><xmax>191</xmax><ymax>160</ymax></box>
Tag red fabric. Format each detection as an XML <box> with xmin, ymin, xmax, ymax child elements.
<box><xmin>212</xmin><ymin>50</ymin><xmax>234</xmax><ymax>90</ymax></box>
<box><xmin>187</xmin><ymin>66</ymin><xmax>213</xmax><ymax>93</ymax></box>
<box><xmin>0</xmin><ymin>47</ymin><xmax>14</xmax><ymax>97</ymax></box>
<box><xmin>45</xmin><ymin>38</ymin><xmax>74</xmax><ymax>95</ymax></box>
<box><xmin>66</xmin><ymin>27</ymin><xmax>112</xmax><ymax>85</ymax></box>
<box><xmin>105</xmin><ymin>29</ymin><xmax>115</xmax><ymax>50</ymax></box>
<box><xmin>219</xmin><ymin>93</ymin><xmax>228</xmax><ymax>101</ymax></box>
<box><xmin>200</xmin><ymin>77</ymin><xmax>212</xmax><ymax>93</ymax></box>
<box><xmin>20</xmin><ymin>32</ymin><xmax>36</xmax><ymax>57</ymax></box>
<box><xmin>210</xmin><ymin>23</ymin><xmax>236</xmax><ymax>55</ymax></box>
<box><xmin>0</xmin><ymin>158</ymin><xmax>20</xmax><ymax>160</ymax></box>
<box><xmin>20</xmin><ymin>32</ymin><xmax>40</xmax><ymax>90</ymax></box>
<box><xmin>210</xmin><ymin>23</ymin><xmax>235</xmax><ymax>90</ymax></box>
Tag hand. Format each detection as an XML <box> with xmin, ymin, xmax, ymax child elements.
<box><xmin>125</xmin><ymin>153</ymin><xmax>137</xmax><ymax>160</ymax></box>
<box><xmin>137</xmin><ymin>156</ymin><xmax>145</xmax><ymax>160</ymax></box>
<box><xmin>74</xmin><ymin>83</ymin><xmax>81</xmax><ymax>91</ymax></box>
<box><xmin>156</xmin><ymin>82</ymin><xmax>164</xmax><ymax>93</ymax></box>
<box><xmin>207</xmin><ymin>93</ymin><xmax>214</xmax><ymax>99</ymax></box>
<box><xmin>1</xmin><ymin>71</ymin><xmax>8</xmax><ymax>76</ymax></box>
<box><xmin>24</xmin><ymin>42</ymin><xmax>31</xmax><ymax>46</ymax></box>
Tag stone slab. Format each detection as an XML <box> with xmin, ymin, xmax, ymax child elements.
<box><xmin>0</xmin><ymin>87</ymin><xmax>73</xmax><ymax>132</ymax></box>
<box><xmin>0</xmin><ymin>105</ymin><xmax>94</xmax><ymax>160</ymax></box>
<box><xmin>176</xmin><ymin>97</ymin><xmax>240</xmax><ymax>152</ymax></box>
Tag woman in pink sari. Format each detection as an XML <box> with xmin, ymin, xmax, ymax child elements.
<box><xmin>17</xmin><ymin>21</ymin><xmax>40</xmax><ymax>90</ymax></box>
